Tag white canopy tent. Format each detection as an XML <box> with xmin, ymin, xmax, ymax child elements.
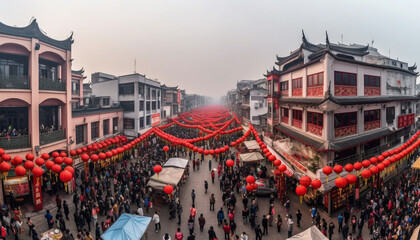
<box><xmin>239</xmin><ymin>152</ymin><xmax>264</xmax><ymax>163</ymax></box>
<box><xmin>244</xmin><ymin>140</ymin><xmax>260</xmax><ymax>150</ymax></box>
<box><xmin>286</xmin><ymin>226</ymin><xmax>328</xmax><ymax>240</ymax></box>
<box><xmin>163</xmin><ymin>158</ymin><xmax>189</xmax><ymax>169</ymax></box>
<box><xmin>147</xmin><ymin>167</ymin><xmax>185</xmax><ymax>189</ymax></box>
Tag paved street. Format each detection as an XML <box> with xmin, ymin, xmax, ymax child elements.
<box><xmin>15</xmin><ymin>152</ymin><xmax>378</xmax><ymax>240</ymax></box>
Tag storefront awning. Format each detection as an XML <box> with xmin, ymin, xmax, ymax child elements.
<box><xmin>163</xmin><ymin>158</ymin><xmax>188</xmax><ymax>169</ymax></box>
<box><xmin>244</xmin><ymin>140</ymin><xmax>260</xmax><ymax>150</ymax></box>
<box><xmin>239</xmin><ymin>152</ymin><xmax>264</xmax><ymax>163</ymax></box>
<box><xmin>147</xmin><ymin>167</ymin><xmax>185</xmax><ymax>189</ymax></box>
<box><xmin>412</xmin><ymin>157</ymin><xmax>420</xmax><ymax>170</ymax></box>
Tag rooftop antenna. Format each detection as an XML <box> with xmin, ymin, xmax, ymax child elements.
<box><xmin>341</xmin><ymin>34</ymin><xmax>343</xmax><ymax>44</ymax></box>
<box><xmin>134</xmin><ymin>59</ymin><xmax>136</xmax><ymax>74</ymax></box>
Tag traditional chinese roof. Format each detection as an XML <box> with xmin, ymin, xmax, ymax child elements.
<box><xmin>160</xmin><ymin>84</ymin><xmax>179</xmax><ymax>90</ymax></box>
<box><xmin>0</xmin><ymin>19</ymin><xmax>73</xmax><ymax>50</ymax></box>
<box><xmin>72</xmin><ymin>104</ymin><xmax>123</xmax><ymax>117</ymax></box>
<box><xmin>72</xmin><ymin>68</ymin><xmax>85</xmax><ymax>75</ymax></box>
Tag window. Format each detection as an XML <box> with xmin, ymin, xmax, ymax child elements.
<box><xmin>123</xmin><ymin>118</ymin><xmax>134</xmax><ymax>129</ymax></box>
<box><xmin>146</xmin><ymin>87</ymin><xmax>151</xmax><ymax>99</ymax></box>
<box><xmin>281</xmin><ymin>107</ymin><xmax>289</xmax><ymax>118</ymax></box>
<box><xmin>334</xmin><ymin>71</ymin><xmax>357</xmax><ymax>86</ymax></box>
<box><xmin>91</xmin><ymin>121</ymin><xmax>99</xmax><ymax>140</ymax></box>
<box><xmin>75</xmin><ymin>124</ymin><xmax>85</xmax><ymax>144</ymax></box>
<box><xmin>386</xmin><ymin>107</ymin><xmax>395</xmax><ymax>124</ymax></box>
<box><xmin>39</xmin><ymin>59</ymin><xmax>58</xmax><ymax>80</ymax></box>
<box><xmin>72</xmin><ymin>81</ymin><xmax>80</xmax><ymax>94</ymax></box>
<box><xmin>0</xmin><ymin>53</ymin><xmax>28</xmax><ymax>77</ymax></box>
<box><xmin>401</xmin><ymin>101</ymin><xmax>412</xmax><ymax>115</ymax></box>
<box><xmin>364</xmin><ymin>109</ymin><xmax>380</xmax><ymax>123</ymax></box>
<box><xmin>158</xmin><ymin>101</ymin><xmax>161</xmax><ymax>109</ymax></box>
<box><xmin>113</xmin><ymin>117</ymin><xmax>118</xmax><ymax>133</ymax></box>
<box><xmin>139</xmin><ymin>117</ymin><xmax>144</xmax><ymax>129</ymax></box>
<box><xmin>146</xmin><ymin>115</ymin><xmax>151</xmax><ymax>126</ymax></box>
<box><xmin>139</xmin><ymin>101</ymin><xmax>144</xmax><ymax>111</ymax></box>
<box><xmin>120</xmin><ymin>101</ymin><xmax>134</xmax><ymax>112</ymax></box>
<box><xmin>307</xmin><ymin>72</ymin><xmax>324</xmax><ymax>87</ymax></box>
<box><xmin>334</xmin><ymin>112</ymin><xmax>357</xmax><ymax>128</ymax></box>
<box><xmin>119</xmin><ymin>83</ymin><xmax>134</xmax><ymax>95</ymax></box>
<box><xmin>152</xmin><ymin>90</ymin><xmax>156</xmax><ymax>99</ymax></box>
<box><xmin>364</xmin><ymin>75</ymin><xmax>380</xmax><ymax>87</ymax></box>
<box><xmin>103</xmin><ymin>119</ymin><xmax>109</xmax><ymax>136</ymax></box>
<box><xmin>103</xmin><ymin>98</ymin><xmax>110</xmax><ymax>106</ymax></box>
<box><xmin>138</xmin><ymin>84</ymin><xmax>143</xmax><ymax>95</ymax></box>
<box><xmin>292</xmin><ymin>78</ymin><xmax>302</xmax><ymax>89</ymax></box>
<box><xmin>94</xmin><ymin>98</ymin><xmax>100</xmax><ymax>107</ymax></box>
<box><xmin>307</xmin><ymin>112</ymin><xmax>323</xmax><ymax>127</ymax></box>
<box><xmin>146</xmin><ymin>102</ymin><xmax>150</xmax><ymax>111</ymax></box>
<box><xmin>152</xmin><ymin>101</ymin><xmax>157</xmax><ymax>110</ymax></box>
<box><xmin>292</xmin><ymin>109</ymin><xmax>302</xmax><ymax>121</ymax></box>
<box><xmin>71</xmin><ymin>102</ymin><xmax>79</xmax><ymax>110</ymax></box>
<box><xmin>280</xmin><ymin>81</ymin><xmax>288</xmax><ymax>91</ymax></box>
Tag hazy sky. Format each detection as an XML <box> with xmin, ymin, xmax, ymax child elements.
<box><xmin>1</xmin><ymin>1</ymin><xmax>419</xmax><ymax>99</ymax></box>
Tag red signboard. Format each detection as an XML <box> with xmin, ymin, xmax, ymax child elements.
<box><xmin>397</xmin><ymin>113</ymin><xmax>414</xmax><ymax>128</ymax></box>
<box><xmin>33</xmin><ymin>177</ymin><xmax>43</xmax><ymax>211</ymax></box>
<box><xmin>274</xmin><ymin>98</ymin><xmax>279</xmax><ymax>109</ymax></box>
<box><xmin>152</xmin><ymin>113</ymin><xmax>161</xmax><ymax>126</ymax></box>
<box><xmin>177</xmin><ymin>90</ymin><xmax>181</xmax><ymax>105</ymax></box>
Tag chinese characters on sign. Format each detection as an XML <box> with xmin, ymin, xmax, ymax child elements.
<box><xmin>33</xmin><ymin>177</ymin><xmax>43</xmax><ymax>211</ymax></box>
<box><xmin>151</xmin><ymin>113</ymin><xmax>161</xmax><ymax>126</ymax></box>
<box><xmin>177</xmin><ymin>90</ymin><xmax>181</xmax><ymax>105</ymax></box>
<box><xmin>397</xmin><ymin>113</ymin><xmax>414</xmax><ymax>128</ymax></box>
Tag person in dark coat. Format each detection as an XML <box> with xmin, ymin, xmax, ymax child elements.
<box><xmin>254</xmin><ymin>225</ymin><xmax>262</xmax><ymax>240</ymax></box>
<box><xmin>342</xmin><ymin>222</ymin><xmax>349</xmax><ymax>240</ymax></box>
<box><xmin>63</xmin><ymin>201</ymin><xmax>70</xmax><ymax>220</ymax></box>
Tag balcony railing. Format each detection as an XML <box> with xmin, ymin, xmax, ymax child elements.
<box><xmin>40</xmin><ymin>129</ymin><xmax>65</xmax><ymax>145</ymax></box>
<box><xmin>292</xmin><ymin>119</ymin><xmax>302</xmax><ymax>129</ymax></box>
<box><xmin>72</xmin><ymin>89</ymin><xmax>80</xmax><ymax>95</ymax></box>
<box><xmin>0</xmin><ymin>135</ymin><xmax>30</xmax><ymax>150</ymax></box>
<box><xmin>364</xmin><ymin>120</ymin><xmax>381</xmax><ymax>131</ymax></box>
<box><xmin>39</xmin><ymin>78</ymin><xmax>66</xmax><ymax>91</ymax></box>
<box><xmin>334</xmin><ymin>85</ymin><xmax>357</xmax><ymax>96</ymax></box>
<box><xmin>307</xmin><ymin>123</ymin><xmax>323</xmax><ymax>136</ymax></box>
<box><xmin>0</xmin><ymin>75</ymin><xmax>30</xmax><ymax>89</ymax></box>
<box><xmin>335</xmin><ymin>125</ymin><xmax>357</xmax><ymax>138</ymax></box>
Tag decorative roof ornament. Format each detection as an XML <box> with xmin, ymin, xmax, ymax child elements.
<box><xmin>324</xmin><ymin>81</ymin><xmax>332</xmax><ymax>100</ymax></box>
<box><xmin>325</xmin><ymin>31</ymin><xmax>330</xmax><ymax>48</ymax></box>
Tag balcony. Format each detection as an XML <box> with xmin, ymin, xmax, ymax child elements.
<box><xmin>0</xmin><ymin>75</ymin><xmax>30</xmax><ymax>90</ymax></box>
<box><xmin>334</xmin><ymin>85</ymin><xmax>357</xmax><ymax>96</ymax></box>
<box><xmin>364</xmin><ymin>120</ymin><xmax>381</xmax><ymax>131</ymax></box>
<box><xmin>292</xmin><ymin>119</ymin><xmax>302</xmax><ymax>129</ymax></box>
<box><xmin>335</xmin><ymin>125</ymin><xmax>357</xmax><ymax>138</ymax></box>
<box><xmin>40</xmin><ymin>129</ymin><xmax>65</xmax><ymax>145</ymax></box>
<box><xmin>364</xmin><ymin>87</ymin><xmax>380</xmax><ymax>96</ymax></box>
<box><xmin>280</xmin><ymin>90</ymin><xmax>288</xmax><ymax>96</ymax></box>
<box><xmin>72</xmin><ymin>89</ymin><xmax>80</xmax><ymax>95</ymax></box>
<box><xmin>307</xmin><ymin>123</ymin><xmax>323</xmax><ymax>136</ymax></box>
<box><xmin>281</xmin><ymin>117</ymin><xmax>288</xmax><ymax>124</ymax></box>
<box><xmin>39</xmin><ymin>78</ymin><xmax>66</xmax><ymax>91</ymax></box>
<box><xmin>292</xmin><ymin>88</ymin><xmax>302</xmax><ymax>97</ymax></box>
<box><xmin>0</xmin><ymin>135</ymin><xmax>30</xmax><ymax>150</ymax></box>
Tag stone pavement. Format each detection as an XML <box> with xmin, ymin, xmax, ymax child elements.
<box><xmin>13</xmin><ymin>154</ymin><xmax>373</xmax><ymax>240</ymax></box>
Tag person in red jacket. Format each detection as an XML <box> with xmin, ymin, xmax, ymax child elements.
<box><xmin>175</xmin><ymin>228</ymin><xmax>183</xmax><ymax>240</ymax></box>
<box><xmin>223</xmin><ymin>222</ymin><xmax>231</xmax><ymax>240</ymax></box>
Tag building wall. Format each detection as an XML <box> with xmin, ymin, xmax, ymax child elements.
<box><xmin>249</xmin><ymin>90</ymin><xmax>267</xmax><ymax>125</ymax></box>
<box><xmin>91</xmin><ymin>80</ymin><xmax>119</xmax><ymax>103</ymax></box>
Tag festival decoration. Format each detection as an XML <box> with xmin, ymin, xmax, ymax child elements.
<box><xmin>323</xmin><ymin>166</ymin><xmax>332</xmax><ymax>182</ymax></box>
<box><xmin>295</xmin><ymin>185</ymin><xmax>307</xmax><ymax>203</ymax></box>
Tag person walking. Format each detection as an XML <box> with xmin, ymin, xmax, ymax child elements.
<box><xmin>198</xmin><ymin>214</ymin><xmax>206</xmax><ymax>232</ymax></box>
<box><xmin>209</xmin><ymin>194</ymin><xmax>216</xmax><ymax>211</ymax></box>
<box><xmin>338</xmin><ymin>213</ymin><xmax>343</xmax><ymax>232</ymax></box>
<box><xmin>342</xmin><ymin>222</ymin><xmax>349</xmax><ymax>240</ymax></box>
<box><xmin>208</xmin><ymin>226</ymin><xmax>217</xmax><ymax>240</ymax></box>
<box><xmin>211</xmin><ymin>171</ymin><xmax>215</xmax><ymax>184</ymax></box>
<box><xmin>163</xmin><ymin>233</ymin><xmax>171</xmax><ymax>240</ymax></box>
<box><xmin>191</xmin><ymin>190</ymin><xmax>196</xmax><ymax>205</ymax></box>
<box><xmin>275</xmin><ymin>215</ymin><xmax>282</xmax><ymax>233</ymax></box>
<box><xmin>242</xmin><ymin>207</ymin><xmax>249</xmax><ymax>224</ymax></box>
<box><xmin>328</xmin><ymin>222</ymin><xmax>335</xmax><ymax>240</ymax></box>
<box><xmin>26</xmin><ymin>217</ymin><xmax>34</xmax><ymax>236</ymax></box>
<box><xmin>261</xmin><ymin>215</ymin><xmax>268</xmax><ymax>236</ymax></box>
<box><xmin>56</xmin><ymin>195</ymin><xmax>62</xmax><ymax>212</ymax></box>
<box><xmin>351</xmin><ymin>215</ymin><xmax>357</xmax><ymax>234</ymax></box>
<box><xmin>153</xmin><ymin>211</ymin><xmax>161</xmax><ymax>232</ymax></box>
<box><xmin>190</xmin><ymin>205</ymin><xmax>197</xmax><ymax>221</ymax></box>
<box><xmin>254</xmin><ymin>225</ymin><xmax>262</xmax><ymax>240</ymax></box>
<box><xmin>177</xmin><ymin>202</ymin><xmax>183</xmax><ymax>225</ymax></box>
<box><xmin>296</xmin><ymin>210</ymin><xmax>302</xmax><ymax>227</ymax></box>
<box><xmin>188</xmin><ymin>216</ymin><xmax>195</xmax><ymax>235</ymax></box>
<box><xmin>63</xmin><ymin>201</ymin><xmax>70</xmax><ymax>220</ymax></box>
<box><xmin>209</xmin><ymin>159</ymin><xmax>212</xmax><ymax>171</ymax></box>
<box><xmin>174</xmin><ymin>228</ymin><xmax>183</xmax><ymax>240</ymax></box>
<box><xmin>287</xmin><ymin>215</ymin><xmax>294</xmax><ymax>238</ymax></box>
<box><xmin>284</xmin><ymin>199</ymin><xmax>290</xmax><ymax>217</ymax></box>
<box><xmin>45</xmin><ymin>210</ymin><xmax>53</xmax><ymax>229</ymax></box>
<box><xmin>217</xmin><ymin>208</ymin><xmax>225</xmax><ymax>227</ymax></box>
<box><xmin>310</xmin><ymin>206</ymin><xmax>317</xmax><ymax>223</ymax></box>
<box><xmin>204</xmin><ymin>181</ymin><xmax>208</xmax><ymax>193</ymax></box>
<box><xmin>223</xmin><ymin>222</ymin><xmax>230</xmax><ymax>240</ymax></box>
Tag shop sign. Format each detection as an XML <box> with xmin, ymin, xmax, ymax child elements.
<box><xmin>267</xmin><ymin>98</ymin><xmax>272</xmax><ymax>104</ymax></box>
<box><xmin>397</xmin><ymin>113</ymin><xmax>414</xmax><ymax>128</ymax></box>
<box><xmin>152</xmin><ymin>113</ymin><xmax>161</xmax><ymax>126</ymax></box>
<box><xmin>33</xmin><ymin>177</ymin><xmax>43</xmax><ymax>211</ymax></box>
<box><xmin>177</xmin><ymin>90</ymin><xmax>181</xmax><ymax>105</ymax></box>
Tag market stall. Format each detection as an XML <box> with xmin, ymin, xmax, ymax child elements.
<box><xmin>286</xmin><ymin>226</ymin><xmax>328</xmax><ymax>240</ymax></box>
<box><xmin>243</xmin><ymin>140</ymin><xmax>260</xmax><ymax>150</ymax></box>
<box><xmin>147</xmin><ymin>167</ymin><xmax>185</xmax><ymax>189</ymax></box>
<box><xmin>163</xmin><ymin>158</ymin><xmax>188</xmax><ymax>169</ymax></box>
<box><xmin>101</xmin><ymin>214</ymin><xmax>151</xmax><ymax>240</ymax></box>
<box><xmin>41</xmin><ymin>228</ymin><xmax>63</xmax><ymax>240</ymax></box>
<box><xmin>239</xmin><ymin>152</ymin><xmax>264</xmax><ymax>164</ymax></box>
<box><xmin>3</xmin><ymin>176</ymin><xmax>30</xmax><ymax>205</ymax></box>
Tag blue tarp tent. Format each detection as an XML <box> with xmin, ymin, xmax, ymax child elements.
<box><xmin>101</xmin><ymin>214</ymin><xmax>151</xmax><ymax>240</ymax></box>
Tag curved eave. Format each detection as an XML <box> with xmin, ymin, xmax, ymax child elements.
<box><xmin>275</xmin><ymin>47</ymin><xmax>302</xmax><ymax>66</ymax></box>
<box><xmin>0</xmin><ymin>19</ymin><xmax>73</xmax><ymax>51</ymax></box>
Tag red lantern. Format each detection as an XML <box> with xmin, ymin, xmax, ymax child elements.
<box><xmin>382</xmin><ymin>152</ymin><xmax>390</xmax><ymax>158</ymax></box>
<box><xmin>265</xmin><ymin>152</ymin><xmax>272</xmax><ymax>158</ymax></box>
<box><xmin>215</xmin><ymin>149</ymin><xmax>220</xmax><ymax>155</ymax></box>
<box><xmin>64</xmin><ymin>157</ymin><xmax>73</xmax><ymax>165</ymax></box>
<box><xmin>369</xmin><ymin>157</ymin><xmax>378</xmax><ymax>165</ymax></box>
<box><xmin>311</xmin><ymin>179</ymin><xmax>322</xmax><ymax>189</ymax></box>
<box><xmin>45</xmin><ymin>160</ymin><xmax>54</xmax><ymax>170</ymax></box>
<box><xmin>273</xmin><ymin>159</ymin><xmax>281</xmax><ymax>166</ymax></box>
<box><xmin>1</xmin><ymin>153</ymin><xmax>11</xmax><ymax>162</ymax></box>
<box><xmin>246</xmin><ymin>175</ymin><xmax>255</xmax><ymax>184</ymax></box>
<box><xmin>377</xmin><ymin>155</ymin><xmax>384</xmax><ymax>162</ymax></box>
<box><xmin>209</xmin><ymin>150</ymin><xmax>215</xmax><ymax>155</ymax></box>
<box><xmin>64</xmin><ymin>166</ymin><xmax>75</xmax><ymax>176</ymax></box>
<box><xmin>35</xmin><ymin>158</ymin><xmax>45</xmax><ymax>166</ymax></box>
<box><xmin>230</xmin><ymin>142</ymin><xmax>237</xmax><ymax>147</ymax></box>
<box><xmin>24</xmin><ymin>160</ymin><xmax>34</xmax><ymax>170</ymax></box>
<box><xmin>76</xmin><ymin>149</ymin><xmax>83</xmax><ymax>155</ymax></box>
<box><xmin>51</xmin><ymin>152</ymin><xmax>59</xmax><ymax>158</ymax></box>
<box><xmin>0</xmin><ymin>148</ymin><xmax>4</xmax><ymax>156</ymax></box>
<box><xmin>246</xmin><ymin>184</ymin><xmax>253</xmax><ymax>192</ymax></box>
<box><xmin>198</xmin><ymin>148</ymin><xmax>204</xmax><ymax>154</ymax></box>
<box><xmin>370</xmin><ymin>166</ymin><xmax>379</xmax><ymax>175</ymax></box>
<box><xmin>362</xmin><ymin>160</ymin><xmax>371</xmax><ymax>168</ymax></box>
<box><xmin>90</xmin><ymin>154</ymin><xmax>99</xmax><ymax>163</ymax></box>
<box><xmin>323</xmin><ymin>166</ymin><xmax>333</xmax><ymax>182</ymax></box>
<box><xmin>389</xmin><ymin>156</ymin><xmax>396</xmax><ymax>163</ymax></box>
<box><xmin>204</xmin><ymin>150</ymin><xmax>209</xmax><ymax>155</ymax></box>
<box><xmin>11</xmin><ymin>156</ymin><xmax>23</xmax><ymax>166</ymax></box>
<box><xmin>193</xmin><ymin>147</ymin><xmax>199</xmax><ymax>152</ymax></box>
<box><xmin>226</xmin><ymin>159</ymin><xmax>234</xmax><ymax>168</ymax></box>
<box><xmin>344</xmin><ymin>164</ymin><xmax>354</xmax><ymax>173</ymax></box>
<box><xmin>383</xmin><ymin>159</ymin><xmax>390</xmax><ymax>167</ymax></box>
<box><xmin>353</xmin><ymin>162</ymin><xmax>363</xmax><ymax>174</ymax></box>
<box><xmin>278</xmin><ymin>164</ymin><xmax>287</xmax><ymax>175</ymax></box>
<box><xmin>32</xmin><ymin>167</ymin><xmax>44</xmax><ymax>177</ymax></box>
<box><xmin>81</xmin><ymin>154</ymin><xmax>90</xmax><ymax>162</ymax></box>
<box><xmin>52</xmin><ymin>164</ymin><xmax>62</xmax><ymax>174</ymax></box>
<box><xmin>98</xmin><ymin>153</ymin><xmax>106</xmax><ymax>160</ymax></box>
<box><xmin>295</xmin><ymin>185</ymin><xmax>307</xmax><ymax>203</ymax></box>
<box><xmin>345</xmin><ymin>174</ymin><xmax>357</xmax><ymax>191</ymax></box>
<box><xmin>60</xmin><ymin>152</ymin><xmax>67</xmax><ymax>158</ymax></box>
<box><xmin>335</xmin><ymin>177</ymin><xmax>347</xmax><ymax>195</ymax></box>
<box><xmin>376</xmin><ymin>163</ymin><xmax>385</xmax><ymax>172</ymax></box>
<box><xmin>164</xmin><ymin>185</ymin><xmax>174</xmax><ymax>194</ymax></box>
<box><xmin>274</xmin><ymin>169</ymin><xmax>281</xmax><ymax>176</ymax></box>
<box><xmin>0</xmin><ymin>162</ymin><xmax>11</xmax><ymax>173</ymax></box>
<box><xmin>163</xmin><ymin>146</ymin><xmax>169</xmax><ymax>152</ymax></box>
<box><xmin>262</xmin><ymin>148</ymin><xmax>269</xmax><ymax>154</ymax></box>
<box><xmin>14</xmin><ymin>166</ymin><xmax>26</xmax><ymax>176</ymax></box>
<box><xmin>299</xmin><ymin>176</ymin><xmax>312</xmax><ymax>188</ymax></box>
<box><xmin>25</xmin><ymin>153</ymin><xmax>35</xmax><ymax>161</ymax></box>
<box><xmin>105</xmin><ymin>151</ymin><xmax>113</xmax><ymax>159</ymax></box>
<box><xmin>333</xmin><ymin>165</ymin><xmax>343</xmax><ymax>176</ymax></box>
<box><xmin>54</xmin><ymin>157</ymin><xmax>64</xmax><ymax>165</ymax></box>
<box><xmin>361</xmin><ymin>169</ymin><xmax>372</xmax><ymax>185</ymax></box>
<box><xmin>153</xmin><ymin>165</ymin><xmax>162</xmax><ymax>174</ymax></box>
<box><xmin>59</xmin><ymin>170</ymin><xmax>73</xmax><ymax>183</ymax></box>
<box><xmin>268</xmin><ymin>155</ymin><xmax>276</xmax><ymax>162</ymax></box>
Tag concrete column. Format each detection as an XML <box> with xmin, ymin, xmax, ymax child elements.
<box><xmin>324</xmin><ymin>56</ymin><xmax>330</xmax><ymax>97</ymax></box>
<box><xmin>87</xmin><ymin>122</ymin><xmax>92</xmax><ymax>142</ymax></box>
<box><xmin>358</xmin><ymin>106</ymin><xmax>364</xmax><ymax>134</ymax></box>
<box><xmin>303</xmin><ymin>107</ymin><xmax>308</xmax><ymax>132</ymax></box>
<box><xmin>29</xmin><ymin>39</ymin><xmax>40</xmax><ymax>153</ymax></box>
<box><xmin>326</xmin><ymin>111</ymin><xmax>334</xmax><ymax>140</ymax></box>
<box><xmin>303</xmin><ymin>67</ymin><xmax>308</xmax><ymax>97</ymax></box>
<box><xmin>381</xmin><ymin>105</ymin><xmax>386</xmax><ymax>128</ymax></box>
<box><xmin>62</xmin><ymin>50</ymin><xmax>72</xmax><ymax>152</ymax></box>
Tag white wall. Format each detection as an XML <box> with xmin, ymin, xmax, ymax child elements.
<box><xmin>92</xmin><ymin>80</ymin><xmax>118</xmax><ymax>103</ymax></box>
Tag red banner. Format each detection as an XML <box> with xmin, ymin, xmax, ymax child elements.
<box><xmin>33</xmin><ymin>177</ymin><xmax>43</xmax><ymax>211</ymax></box>
<box><xmin>397</xmin><ymin>113</ymin><xmax>414</xmax><ymax>128</ymax></box>
<box><xmin>274</xmin><ymin>98</ymin><xmax>279</xmax><ymax>109</ymax></box>
<box><xmin>177</xmin><ymin>90</ymin><xmax>181</xmax><ymax>105</ymax></box>
<box><xmin>152</xmin><ymin>113</ymin><xmax>161</xmax><ymax>126</ymax></box>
